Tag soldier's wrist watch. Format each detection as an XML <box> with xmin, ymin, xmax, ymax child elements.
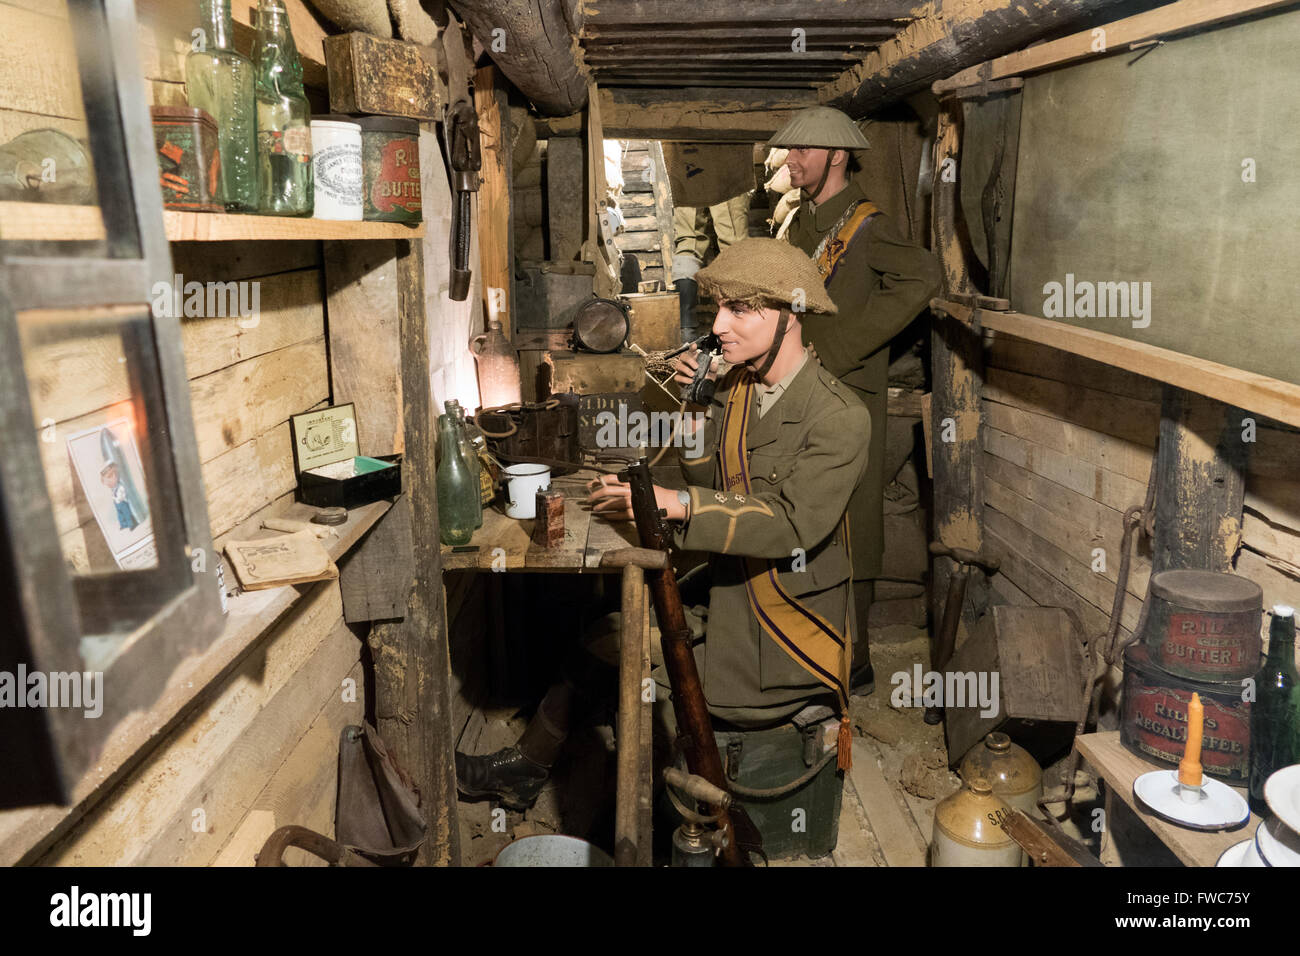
<box><xmin>675</xmin><ymin>489</ymin><xmax>691</xmax><ymax>522</ymax></box>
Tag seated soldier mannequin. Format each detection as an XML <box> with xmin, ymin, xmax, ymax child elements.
<box><xmin>455</xmin><ymin>238</ymin><xmax>870</xmax><ymax>810</ymax></box>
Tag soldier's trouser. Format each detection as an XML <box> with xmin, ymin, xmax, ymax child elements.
<box><xmin>671</xmin><ymin>192</ymin><xmax>754</xmax><ymax>269</ymax></box>
<box><xmin>852</xmin><ymin>579</ymin><xmax>874</xmax><ymax>672</ymax></box>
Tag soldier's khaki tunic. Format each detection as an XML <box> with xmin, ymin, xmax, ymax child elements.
<box><xmin>784</xmin><ymin>180</ymin><xmax>941</xmax><ymax>579</ymax></box>
<box><xmin>672</xmin><ymin>353</ymin><xmax>870</xmax><ymax>726</ymax></box>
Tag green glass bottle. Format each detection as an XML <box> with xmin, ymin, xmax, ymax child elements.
<box><xmin>185</xmin><ymin>0</ymin><xmax>257</xmax><ymax>210</ymax></box>
<box><xmin>252</xmin><ymin>0</ymin><xmax>312</xmax><ymax>215</ymax></box>
<box><xmin>437</xmin><ymin>412</ymin><xmax>477</xmax><ymax>546</ymax></box>
<box><xmin>1248</xmin><ymin>604</ymin><xmax>1300</xmax><ymax>812</ymax></box>
<box><xmin>446</xmin><ymin>400</ymin><xmax>483</xmax><ymax>529</ymax></box>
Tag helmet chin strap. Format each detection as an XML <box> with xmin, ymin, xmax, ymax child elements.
<box><xmin>801</xmin><ymin>149</ymin><xmax>835</xmax><ymax>204</ymax></box>
<box><xmin>747</xmin><ymin>308</ymin><xmax>791</xmax><ymax>381</ymax></box>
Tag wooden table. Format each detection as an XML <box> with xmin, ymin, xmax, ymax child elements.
<box><xmin>440</xmin><ymin>469</ymin><xmax>645</xmax><ymax>572</ymax></box>
<box><xmin>1076</xmin><ymin>731</ymin><xmax>1258</xmax><ymax>867</ymax></box>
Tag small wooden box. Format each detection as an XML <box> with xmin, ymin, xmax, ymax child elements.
<box><xmin>943</xmin><ymin>605</ymin><xmax>1085</xmax><ymax>768</ymax></box>
<box><xmin>290</xmin><ymin>403</ymin><xmax>402</xmax><ymax>508</ymax></box>
<box><xmin>621</xmin><ymin>291</ymin><xmax>680</xmax><ymax>351</ymax></box>
<box><xmin>324</xmin><ymin>32</ymin><xmax>442</xmax><ymax>120</ymax></box>
<box><xmin>546</xmin><ymin>350</ymin><xmax>644</xmax><ymax>395</ymax></box>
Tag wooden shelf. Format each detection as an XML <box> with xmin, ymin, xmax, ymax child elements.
<box><xmin>1076</xmin><ymin>731</ymin><xmax>1257</xmax><ymax>867</ymax></box>
<box><xmin>934</xmin><ymin>299</ymin><xmax>1300</xmax><ymax>429</ymax></box>
<box><xmin>0</xmin><ymin>496</ymin><xmax>392</xmax><ymax>866</ymax></box>
<box><xmin>0</xmin><ymin>202</ymin><xmax>425</xmax><ymax>243</ymax></box>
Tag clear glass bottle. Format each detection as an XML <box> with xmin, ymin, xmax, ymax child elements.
<box><xmin>1249</xmin><ymin>605</ymin><xmax>1300</xmax><ymax>812</ymax></box>
<box><xmin>252</xmin><ymin>0</ymin><xmax>312</xmax><ymax>215</ymax></box>
<box><xmin>445</xmin><ymin>400</ymin><xmax>483</xmax><ymax>529</ymax></box>
<box><xmin>437</xmin><ymin>412</ymin><xmax>477</xmax><ymax>546</ymax></box>
<box><xmin>185</xmin><ymin>0</ymin><xmax>257</xmax><ymax>210</ymax></box>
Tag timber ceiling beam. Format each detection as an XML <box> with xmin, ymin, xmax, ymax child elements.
<box><xmin>448</xmin><ymin>0</ymin><xmax>588</xmax><ymax>115</ymax></box>
<box><xmin>579</xmin><ymin>0</ymin><xmax>918</xmax><ymax>26</ymax></box>
<box><xmin>543</xmin><ymin>86</ymin><xmax>818</xmax><ymax>141</ymax></box>
<box><xmin>819</xmin><ymin>0</ymin><xmax>1154</xmax><ymax>117</ymax></box>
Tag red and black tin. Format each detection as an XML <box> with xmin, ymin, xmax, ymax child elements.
<box><xmin>1120</xmin><ymin>642</ymin><xmax>1250</xmax><ymax>781</ymax></box>
<box><xmin>150</xmin><ymin>106</ymin><xmax>223</xmax><ymax>212</ymax></box>
<box><xmin>356</xmin><ymin>116</ymin><xmax>421</xmax><ymax>222</ymax></box>
<box><xmin>1143</xmin><ymin>569</ymin><xmax>1262</xmax><ymax>681</ymax></box>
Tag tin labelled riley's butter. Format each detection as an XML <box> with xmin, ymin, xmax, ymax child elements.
<box><xmin>1120</xmin><ymin>643</ymin><xmax>1250</xmax><ymax>781</ymax></box>
<box><xmin>357</xmin><ymin>116</ymin><xmax>421</xmax><ymax>222</ymax></box>
<box><xmin>310</xmin><ymin>117</ymin><xmax>362</xmax><ymax>220</ymax></box>
<box><xmin>1144</xmin><ymin>570</ymin><xmax>1263</xmax><ymax>681</ymax></box>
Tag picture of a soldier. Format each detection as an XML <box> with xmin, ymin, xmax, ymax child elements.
<box><xmin>100</xmin><ymin>461</ymin><xmax>140</xmax><ymax>532</ymax></box>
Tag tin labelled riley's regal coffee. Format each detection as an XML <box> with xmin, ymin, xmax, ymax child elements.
<box><xmin>1143</xmin><ymin>570</ymin><xmax>1263</xmax><ymax>681</ymax></box>
<box><xmin>1120</xmin><ymin>643</ymin><xmax>1250</xmax><ymax>781</ymax></box>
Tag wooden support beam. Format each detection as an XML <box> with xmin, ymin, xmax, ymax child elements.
<box><xmin>542</xmin><ymin>87</ymin><xmax>817</xmax><ymax>142</ymax></box>
<box><xmin>1152</xmin><ymin>388</ymin><xmax>1248</xmax><ymax>574</ymax></box>
<box><xmin>647</xmin><ymin>142</ymin><xmax>674</xmax><ymax>284</ymax></box>
<box><xmin>475</xmin><ymin>65</ymin><xmax>514</xmax><ymax>335</ymax></box>
<box><xmin>580</xmin><ymin>0</ymin><xmax>918</xmax><ymax>26</ymax></box>
<box><xmin>968</xmin><ymin>307</ymin><xmax>1300</xmax><ymax>430</ymax></box>
<box><xmin>820</xmin><ymin>0</ymin><xmax>1136</xmax><ymax>117</ymax></box>
<box><xmin>547</xmin><ymin>136</ymin><xmax>586</xmax><ymax>263</ymax></box>
<box><xmin>451</xmin><ymin>0</ymin><xmax>588</xmax><ymax>115</ymax></box>
<box><xmin>369</xmin><ymin>235</ymin><xmax>461</xmax><ymax>866</ymax></box>
<box><xmin>929</xmin><ymin>103</ymin><xmax>989</xmax><ymax>637</ymax></box>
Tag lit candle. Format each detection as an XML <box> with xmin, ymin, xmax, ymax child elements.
<box><xmin>1178</xmin><ymin>692</ymin><xmax>1204</xmax><ymax>790</ymax></box>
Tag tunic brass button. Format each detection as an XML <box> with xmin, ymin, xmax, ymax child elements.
<box><xmin>769</xmin><ymin>470</ymin><xmax>778</xmax><ymax>481</ymax></box>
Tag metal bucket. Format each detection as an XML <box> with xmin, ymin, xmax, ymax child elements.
<box><xmin>493</xmin><ymin>835</ymin><xmax>613</xmax><ymax>867</ymax></box>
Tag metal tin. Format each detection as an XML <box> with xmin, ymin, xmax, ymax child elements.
<box><xmin>1120</xmin><ymin>642</ymin><xmax>1251</xmax><ymax>782</ymax></box>
<box><xmin>356</xmin><ymin>115</ymin><xmax>420</xmax><ymax>222</ymax></box>
<box><xmin>930</xmin><ymin>778</ymin><xmax>1023</xmax><ymax>867</ymax></box>
<box><xmin>310</xmin><ymin>116</ymin><xmax>362</xmax><ymax>221</ymax></box>
<box><xmin>1144</xmin><ymin>570</ymin><xmax>1262</xmax><ymax>681</ymax></box>
<box><xmin>150</xmin><ymin>106</ymin><xmax>223</xmax><ymax>212</ymax></box>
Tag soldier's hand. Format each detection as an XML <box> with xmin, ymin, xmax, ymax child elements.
<box><xmin>671</xmin><ymin>344</ymin><xmax>718</xmax><ymax>388</ymax></box>
<box><xmin>586</xmin><ymin>474</ymin><xmax>634</xmax><ymax>521</ymax></box>
<box><xmin>586</xmin><ymin>476</ymin><xmax>686</xmax><ymax>522</ymax></box>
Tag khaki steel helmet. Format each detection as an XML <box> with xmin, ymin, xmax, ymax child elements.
<box><xmin>696</xmin><ymin>238</ymin><xmax>838</xmax><ymax>315</ymax></box>
<box><xmin>768</xmin><ymin>106</ymin><xmax>871</xmax><ymax>150</ymax></box>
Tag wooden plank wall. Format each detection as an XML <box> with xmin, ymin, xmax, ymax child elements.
<box><xmin>979</xmin><ymin>329</ymin><xmax>1300</xmax><ymax>720</ymax></box>
<box><xmin>0</xmin><ymin>1</ymin><xmax>373</xmax><ymax>865</ymax></box>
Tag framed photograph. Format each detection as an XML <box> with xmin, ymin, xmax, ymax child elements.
<box><xmin>66</xmin><ymin>418</ymin><xmax>157</xmax><ymax>570</ymax></box>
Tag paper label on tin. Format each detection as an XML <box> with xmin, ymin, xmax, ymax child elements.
<box><xmin>1162</xmin><ymin>612</ymin><xmax>1258</xmax><ymax>677</ymax></box>
<box><xmin>1125</xmin><ymin>683</ymin><xmax>1249</xmax><ymax>779</ymax></box>
<box><xmin>372</xmin><ymin>137</ymin><xmax>421</xmax><ymax>213</ymax></box>
<box><xmin>315</xmin><ymin>143</ymin><xmax>362</xmax><ymax>203</ymax></box>
<box><xmin>290</xmin><ymin>404</ymin><xmax>358</xmax><ymax>471</ymax></box>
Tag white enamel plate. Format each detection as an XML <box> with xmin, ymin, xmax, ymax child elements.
<box><xmin>1134</xmin><ymin>770</ymin><xmax>1250</xmax><ymax>830</ymax></box>
<box><xmin>1264</xmin><ymin>765</ymin><xmax>1300</xmax><ymax>835</ymax></box>
<box><xmin>1216</xmin><ymin>838</ymin><xmax>1266</xmax><ymax>867</ymax></box>
<box><xmin>1255</xmin><ymin>815</ymin><xmax>1300</xmax><ymax>867</ymax></box>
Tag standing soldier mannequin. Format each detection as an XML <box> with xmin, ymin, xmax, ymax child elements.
<box><xmin>769</xmin><ymin>106</ymin><xmax>941</xmax><ymax>695</ymax></box>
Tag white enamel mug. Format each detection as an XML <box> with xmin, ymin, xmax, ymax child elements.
<box><xmin>502</xmin><ymin>463</ymin><xmax>551</xmax><ymax>519</ymax></box>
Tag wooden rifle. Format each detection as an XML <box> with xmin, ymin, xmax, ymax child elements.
<box><xmin>618</xmin><ymin>457</ymin><xmax>760</xmax><ymax>867</ymax></box>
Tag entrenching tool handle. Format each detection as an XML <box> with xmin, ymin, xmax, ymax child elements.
<box><xmin>620</xmin><ymin>458</ymin><xmax>752</xmax><ymax>867</ymax></box>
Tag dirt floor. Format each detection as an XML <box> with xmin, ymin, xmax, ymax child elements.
<box><xmin>454</xmin><ymin>610</ymin><xmax>1178</xmax><ymax>867</ymax></box>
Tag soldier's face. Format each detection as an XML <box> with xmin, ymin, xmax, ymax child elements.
<box><xmin>785</xmin><ymin>147</ymin><xmax>834</xmax><ymax>188</ymax></box>
<box><xmin>714</xmin><ymin>301</ymin><xmax>780</xmax><ymax>364</ymax></box>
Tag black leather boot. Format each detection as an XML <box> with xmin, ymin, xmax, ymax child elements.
<box><xmin>455</xmin><ymin>747</ymin><xmax>550</xmax><ymax>811</ymax></box>
<box><xmin>676</xmin><ymin>276</ymin><xmax>699</xmax><ymax>342</ymax></box>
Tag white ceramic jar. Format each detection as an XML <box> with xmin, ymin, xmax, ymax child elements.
<box><xmin>310</xmin><ymin>117</ymin><xmax>362</xmax><ymax>220</ymax></box>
